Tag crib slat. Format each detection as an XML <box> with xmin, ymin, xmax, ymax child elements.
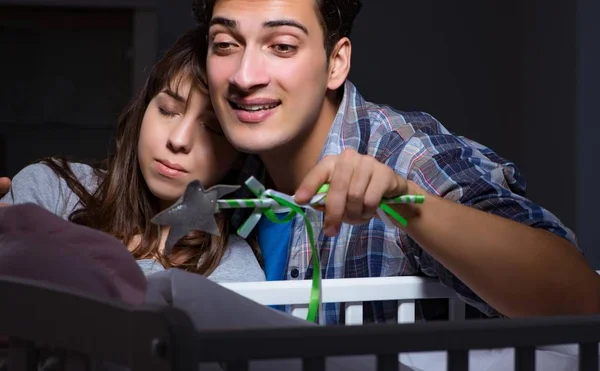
<box><xmin>291</xmin><ymin>306</ymin><xmax>309</xmax><ymax>320</ymax></box>
<box><xmin>578</xmin><ymin>343</ymin><xmax>599</xmax><ymax>371</ymax></box>
<box><xmin>223</xmin><ymin>361</ymin><xmax>249</xmax><ymax>371</ymax></box>
<box><xmin>397</xmin><ymin>300</ymin><xmax>415</xmax><ymax>324</ymax></box>
<box><xmin>344</xmin><ymin>302</ymin><xmax>364</xmax><ymax>325</ymax></box>
<box><xmin>303</xmin><ymin>356</ymin><xmax>325</xmax><ymax>371</ymax></box>
<box><xmin>376</xmin><ymin>354</ymin><xmax>398</xmax><ymax>371</ymax></box>
<box><xmin>7</xmin><ymin>337</ymin><xmax>37</xmax><ymax>371</ymax></box>
<box><xmin>514</xmin><ymin>346</ymin><xmax>535</xmax><ymax>371</ymax></box>
<box><xmin>447</xmin><ymin>350</ymin><xmax>468</xmax><ymax>371</ymax></box>
<box><xmin>448</xmin><ymin>298</ymin><xmax>466</xmax><ymax>321</ymax></box>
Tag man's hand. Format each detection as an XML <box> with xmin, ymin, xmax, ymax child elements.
<box><xmin>294</xmin><ymin>149</ymin><xmax>408</xmax><ymax>236</ymax></box>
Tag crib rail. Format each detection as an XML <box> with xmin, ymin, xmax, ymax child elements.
<box><xmin>221</xmin><ymin>271</ymin><xmax>600</xmax><ymax>325</ymax></box>
<box><xmin>194</xmin><ymin>314</ymin><xmax>600</xmax><ymax>371</ymax></box>
<box><xmin>221</xmin><ymin>276</ymin><xmax>467</xmax><ymax>324</ymax></box>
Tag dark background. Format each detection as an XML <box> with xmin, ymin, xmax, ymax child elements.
<box><xmin>1</xmin><ymin>1</ymin><xmax>599</xmax><ymax>267</ymax></box>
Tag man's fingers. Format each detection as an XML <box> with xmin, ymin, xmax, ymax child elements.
<box><xmin>323</xmin><ymin>160</ymin><xmax>354</xmax><ymax>236</ymax></box>
<box><xmin>363</xmin><ymin>166</ymin><xmax>392</xmax><ymax>218</ymax></box>
<box><xmin>294</xmin><ymin>157</ymin><xmax>335</xmax><ymax>205</ymax></box>
<box><xmin>345</xmin><ymin>156</ymin><xmax>372</xmax><ymax>223</ymax></box>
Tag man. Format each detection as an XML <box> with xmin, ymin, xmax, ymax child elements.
<box><xmin>193</xmin><ymin>0</ymin><xmax>600</xmax><ymax>324</ymax></box>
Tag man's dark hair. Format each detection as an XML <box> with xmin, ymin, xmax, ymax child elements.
<box><xmin>192</xmin><ymin>0</ymin><xmax>362</xmax><ymax>57</ymax></box>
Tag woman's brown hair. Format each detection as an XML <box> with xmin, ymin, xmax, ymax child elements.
<box><xmin>40</xmin><ymin>26</ymin><xmax>245</xmax><ymax>276</ymax></box>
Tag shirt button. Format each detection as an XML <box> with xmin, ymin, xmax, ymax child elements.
<box><xmin>290</xmin><ymin>268</ymin><xmax>300</xmax><ymax>278</ymax></box>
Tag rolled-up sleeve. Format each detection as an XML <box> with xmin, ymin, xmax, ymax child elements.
<box><xmin>392</xmin><ymin>131</ymin><xmax>576</xmax><ymax>317</ymax></box>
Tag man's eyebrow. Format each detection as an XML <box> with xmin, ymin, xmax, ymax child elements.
<box><xmin>161</xmin><ymin>89</ymin><xmax>186</xmax><ymax>103</ymax></box>
<box><xmin>209</xmin><ymin>16</ymin><xmax>308</xmax><ymax>35</ymax></box>
<box><xmin>263</xmin><ymin>19</ymin><xmax>308</xmax><ymax>35</ymax></box>
<box><xmin>209</xmin><ymin>16</ymin><xmax>238</xmax><ymax>29</ymax></box>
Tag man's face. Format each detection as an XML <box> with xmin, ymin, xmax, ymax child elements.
<box><xmin>206</xmin><ymin>0</ymin><xmax>333</xmax><ymax>154</ymax></box>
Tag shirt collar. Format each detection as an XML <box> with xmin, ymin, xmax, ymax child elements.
<box><xmin>319</xmin><ymin>80</ymin><xmax>370</xmax><ymax>160</ymax></box>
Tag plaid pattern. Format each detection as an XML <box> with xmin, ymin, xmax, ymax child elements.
<box><xmin>280</xmin><ymin>81</ymin><xmax>577</xmax><ymax>325</ymax></box>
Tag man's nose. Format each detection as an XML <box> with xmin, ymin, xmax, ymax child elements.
<box><xmin>230</xmin><ymin>49</ymin><xmax>270</xmax><ymax>91</ymax></box>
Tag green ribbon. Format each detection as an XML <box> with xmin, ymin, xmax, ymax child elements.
<box><xmin>243</xmin><ymin>183</ymin><xmax>424</xmax><ymax>323</ymax></box>
<box><xmin>265</xmin><ymin>194</ymin><xmax>322</xmax><ymax>323</ymax></box>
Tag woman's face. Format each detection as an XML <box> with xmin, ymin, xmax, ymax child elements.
<box><xmin>137</xmin><ymin>75</ymin><xmax>240</xmax><ymax>207</ymax></box>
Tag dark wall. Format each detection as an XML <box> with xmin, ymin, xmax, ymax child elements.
<box><xmin>156</xmin><ymin>0</ymin><xmax>195</xmax><ymax>57</ymax></box>
<box><xmin>350</xmin><ymin>2</ymin><xmax>526</xmax><ymax>163</ymax></box>
<box><xmin>577</xmin><ymin>0</ymin><xmax>600</xmax><ymax>267</ymax></box>
<box><xmin>349</xmin><ymin>1</ymin><xmax>579</xmax><ymax>241</ymax></box>
<box><xmin>0</xmin><ymin>6</ymin><xmax>132</xmax><ymax>174</ymax></box>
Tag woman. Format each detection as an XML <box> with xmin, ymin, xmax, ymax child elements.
<box><xmin>0</xmin><ymin>26</ymin><xmax>265</xmax><ymax>282</ymax></box>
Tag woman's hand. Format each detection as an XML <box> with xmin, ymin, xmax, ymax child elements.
<box><xmin>0</xmin><ymin>176</ymin><xmax>11</xmax><ymax>207</ymax></box>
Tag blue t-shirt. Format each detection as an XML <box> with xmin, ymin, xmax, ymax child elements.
<box><xmin>257</xmin><ymin>212</ymin><xmax>292</xmax><ymax>312</ymax></box>
<box><xmin>257</xmin><ymin>213</ymin><xmax>292</xmax><ymax>281</ymax></box>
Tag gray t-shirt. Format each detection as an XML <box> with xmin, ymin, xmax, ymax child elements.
<box><xmin>0</xmin><ymin>162</ymin><xmax>265</xmax><ymax>283</ymax></box>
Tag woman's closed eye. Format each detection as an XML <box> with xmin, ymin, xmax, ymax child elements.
<box><xmin>158</xmin><ymin>106</ymin><xmax>177</xmax><ymax>118</ymax></box>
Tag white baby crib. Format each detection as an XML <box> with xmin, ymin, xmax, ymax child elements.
<box><xmin>220</xmin><ymin>275</ymin><xmax>467</xmax><ymax>325</ymax></box>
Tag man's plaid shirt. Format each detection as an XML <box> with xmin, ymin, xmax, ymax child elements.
<box><xmin>236</xmin><ymin>80</ymin><xmax>577</xmax><ymax>325</ymax></box>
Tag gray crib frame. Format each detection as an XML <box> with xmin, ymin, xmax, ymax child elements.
<box><xmin>0</xmin><ymin>275</ymin><xmax>598</xmax><ymax>371</ymax></box>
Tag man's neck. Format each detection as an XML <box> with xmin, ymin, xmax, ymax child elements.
<box><xmin>261</xmin><ymin>91</ymin><xmax>341</xmax><ymax>195</ymax></box>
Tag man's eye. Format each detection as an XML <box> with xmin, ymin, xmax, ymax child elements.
<box><xmin>272</xmin><ymin>44</ymin><xmax>297</xmax><ymax>55</ymax></box>
<box><xmin>213</xmin><ymin>42</ymin><xmax>235</xmax><ymax>52</ymax></box>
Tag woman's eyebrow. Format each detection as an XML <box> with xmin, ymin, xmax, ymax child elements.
<box><xmin>160</xmin><ymin>89</ymin><xmax>186</xmax><ymax>103</ymax></box>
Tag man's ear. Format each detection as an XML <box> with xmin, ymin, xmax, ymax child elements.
<box><xmin>327</xmin><ymin>37</ymin><xmax>352</xmax><ymax>90</ymax></box>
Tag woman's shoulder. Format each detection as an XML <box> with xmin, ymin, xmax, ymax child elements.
<box><xmin>208</xmin><ymin>234</ymin><xmax>266</xmax><ymax>283</ymax></box>
<box><xmin>66</xmin><ymin>162</ymin><xmax>101</xmax><ymax>192</ymax></box>
<box><xmin>2</xmin><ymin>160</ymin><xmax>100</xmax><ymax>218</ymax></box>
<box><xmin>1</xmin><ymin>162</ymin><xmax>64</xmax><ymax>210</ymax></box>
<box><xmin>11</xmin><ymin>161</ymin><xmax>97</xmax><ymax>186</ymax></box>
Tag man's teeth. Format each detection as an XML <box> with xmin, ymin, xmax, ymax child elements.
<box><xmin>233</xmin><ymin>102</ymin><xmax>279</xmax><ymax>111</ymax></box>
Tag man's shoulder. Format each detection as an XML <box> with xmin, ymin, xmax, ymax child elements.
<box><xmin>342</xmin><ymin>81</ymin><xmax>452</xmax><ymax>143</ymax></box>
<box><xmin>365</xmin><ymin>102</ymin><xmax>448</xmax><ymax>138</ymax></box>
<box><xmin>358</xmin><ymin>101</ymin><xmax>464</xmax><ymax>164</ymax></box>
<box><xmin>338</xmin><ymin>82</ymin><xmax>501</xmax><ymax>165</ymax></box>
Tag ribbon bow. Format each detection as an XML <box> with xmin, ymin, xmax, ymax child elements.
<box><xmin>152</xmin><ymin>176</ymin><xmax>425</xmax><ymax>324</ymax></box>
<box><xmin>219</xmin><ymin>177</ymin><xmax>425</xmax><ymax>323</ymax></box>
<box><xmin>222</xmin><ymin>177</ymin><xmax>324</xmax><ymax>323</ymax></box>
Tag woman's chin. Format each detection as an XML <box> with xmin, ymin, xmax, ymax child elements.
<box><xmin>148</xmin><ymin>187</ymin><xmax>182</xmax><ymax>209</ymax></box>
